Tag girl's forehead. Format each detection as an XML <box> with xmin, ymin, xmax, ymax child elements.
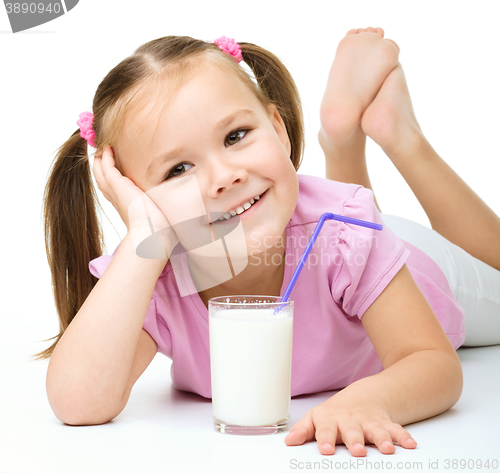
<box><xmin>165</xmin><ymin>65</ymin><xmax>260</xmax><ymax>111</ymax></box>
<box><xmin>129</xmin><ymin>65</ymin><xmax>265</xmax><ymax>133</ymax></box>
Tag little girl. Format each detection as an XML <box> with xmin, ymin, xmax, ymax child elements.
<box><xmin>41</xmin><ymin>28</ymin><xmax>500</xmax><ymax>457</ymax></box>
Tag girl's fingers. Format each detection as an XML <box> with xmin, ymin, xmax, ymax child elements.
<box><xmin>100</xmin><ymin>145</ymin><xmax>120</xmax><ymax>182</ymax></box>
<box><xmin>314</xmin><ymin>419</ymin><xmax>340</xmax><ymax>455</ymax></box>
<box><xmin>100</xmin><ymin>145</ymin><xmax>137</xmax><ymax>198</ymax></box>
<box><xmin>385</xmin><ymin>423</ymin><xmax>417</xmax><ymax>449</ymax></box>
<box><xmin>92</xmin><ymin>156</ymin><xmax>111</xmax><ymax>197</ymax></box>
<box><xmin>364</xmin><ymin>424</ymin><xmax>396</xmax><ymax>454</ymax></box>
<box><xmin>337</xmin><ymin>422</ymin><xmax>367</xmax><ymax>457</ymax></box>
<box><xmin>285</xmin><ymin>409</ymin><xmax>416</xmax><ymax>458</ymax></box>
<box><xmin>284</xmin><ymin>411</ymin><xmax>316</xmax><ymax>446</ymax></box>
<box><xmin>101</xmin><ymin>145</ymin><xmax>129</xmax><ymax>191</ymax></box>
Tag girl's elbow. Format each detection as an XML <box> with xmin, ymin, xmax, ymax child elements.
<box><xmin>445</xmin><ymin>350</ymin><xmax>464</xmax><ymax>408</ymax></box>
<box><xmin>62</xmin><ymin>415</ymin><xmax>115</xmax><ymax>427</ymax></box>
<box><xmin>47</xmin><ymin>386</ymin><xmax>125</xmax><ymax>426</ymax></box>
<box><xmin>454</xmin><ymin>359</ymin><xmax>464</xmax><ymax>404</ymax></box>
<box><xmin>51</xmin><ymin>402</ymin><xmax>123</xmax><ymax>426</ymax></box>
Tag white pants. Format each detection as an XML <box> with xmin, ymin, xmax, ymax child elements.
<box><xmin>382</xmin><ymin>214</ymin><xmax>500</xmax><ymax>347</ymax></box>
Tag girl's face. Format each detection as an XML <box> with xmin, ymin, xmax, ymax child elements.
<box><xmin>114</xmin><ymin>63</ymin><xmax>299</xmax><ymax>257</ymax></box>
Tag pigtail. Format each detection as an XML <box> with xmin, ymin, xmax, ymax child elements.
<box><xmin>35</xmin><ymin>131</ymin><xmax>104</xmax><ymax>359</ymax></box>
<box><xmin>239</xmin><ymin>43</ymin><xmax>304</xmax><ymax>170</ymax></box>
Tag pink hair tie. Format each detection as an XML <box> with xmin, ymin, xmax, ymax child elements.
<box><xmin>213</xmin><ymin>36</ymin><xmax>242</xmax><ymax>63</ymax></box>
<box><xmin>77</xmin><ymin>111</ymin><xmax>96</xmax><ymax>148</ymax></box>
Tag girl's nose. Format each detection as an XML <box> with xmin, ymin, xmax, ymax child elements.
<box><xmin>207</xmin><ymin>160</ymin><xmax>249</xmax><ymax>199</ymax></box>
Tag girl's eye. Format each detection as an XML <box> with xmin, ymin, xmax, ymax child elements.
<box><xmin>165</xmin><ymin>163</ymin><xmax>192</xmax><ymax>180</ymax></box>
<box><xmin>225</xmin><ymin>129</ymin><xmax>248</xmax><ymax>147</ymax></box>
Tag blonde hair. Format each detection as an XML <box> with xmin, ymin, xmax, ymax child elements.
<box><xmin>38</xmin><ymin>35</ymin><xmax>304</xmax><ymax>359</ymax></box>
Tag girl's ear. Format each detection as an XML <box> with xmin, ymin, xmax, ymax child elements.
<box><xmin>268</xmin><ymin>104</ymin><xmax>291</xmax><ymax>157</ymax></box>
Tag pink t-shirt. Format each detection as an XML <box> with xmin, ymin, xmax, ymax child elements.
<box><xmin>89</xmin><ymin>174</ymin><xmax>466</xmax><ymax>398</ymax></box>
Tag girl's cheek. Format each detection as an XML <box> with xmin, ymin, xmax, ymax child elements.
<box><xmin>257</xmin><ymin>142</ymin><xmax>285</xmax><ymax>164</ymax></box>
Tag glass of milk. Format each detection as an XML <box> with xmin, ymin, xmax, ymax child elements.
<box><xmin>208</xmin><ymin>295</ymin><xmax>294</xmax><ymax>435</ymax></box>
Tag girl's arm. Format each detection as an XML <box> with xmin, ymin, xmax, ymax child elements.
<box><xmin>285</xmin><ymin>264</ymin><xmax>463</xmax><ymax>456</ymax></box>
<box><xmin>46</xmin><ymin>234</ymin><xmax>165</xmax><ymax>425</ymax></box>
<box><xmin>47</xmin><ymin>147</ymin><xmax>172</xmax><ymax>426</ymax></box>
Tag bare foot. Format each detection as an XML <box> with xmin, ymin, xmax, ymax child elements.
<box><xmin>319</xmin><ymin>27</ymin><xmax>400</xmax><ymax>148</ymax></box>
<box><xmin>361</xmin><ymin>64</ymin><xmax>424</xmax><ymax>158</ymax></box>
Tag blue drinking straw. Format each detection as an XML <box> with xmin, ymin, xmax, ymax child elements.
<box><xmin>275</xmin><ymin>212</ymin><xmax>383</xmax><ymax>314</ymax></box>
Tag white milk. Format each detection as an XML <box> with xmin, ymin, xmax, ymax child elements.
<box><xmin>209</xmin><ymin>307</ymin><xmax>293</xmax><ymax>426</ymax></box>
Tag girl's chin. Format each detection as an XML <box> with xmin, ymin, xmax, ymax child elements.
<box><xmin>246</xmin><ymin>231</ymin><xmax>286</xmax><ymax>256</ymax></box>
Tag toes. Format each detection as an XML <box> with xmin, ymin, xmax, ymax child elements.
<box><xmin>347</xmin><ymin>27</ymin><xmax>386</xmax><ymax>37</ymax></box>
<box><xmin>385</xmin><ymin>38</ymin><xmax>400</xmax><ymax>52</ymax></box>
<box><xmin>366</xmin><ymin>27</ymin><xmax>386</xmax><ymax>38</ymax></box>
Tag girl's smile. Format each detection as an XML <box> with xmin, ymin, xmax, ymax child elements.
<box><xmin>214</xmin><ymin>189</ymin><xmax>266</xmax><ymax>223</ymax></box>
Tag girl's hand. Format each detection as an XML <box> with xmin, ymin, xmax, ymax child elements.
<box><xmin>284</xmin><ymin>389</ymin><xmax>417</xmax><ymax>456</ymax></box>
<box><xmin>93</xmin><ymin>146</ymin><xmax>174</xmax><ymax>256</ymax></box>
<box><xmin>93</xmin><ymin>146</ymin><xmax>138</xmax><ymax>229</ymax></box>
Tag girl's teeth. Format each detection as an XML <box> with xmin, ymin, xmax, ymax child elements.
<box><xmin>217</xmin><ymin>193</ymin><xmax>264</xmax><ymax>221</ymax></box>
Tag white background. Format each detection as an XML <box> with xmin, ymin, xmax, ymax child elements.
<box><xmin>0</xmin><ymin>1</ymin><xmax>499</xmax><ymax>472</ymax></box>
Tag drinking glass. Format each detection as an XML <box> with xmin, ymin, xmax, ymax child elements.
<box><xmin>209</xmin><ymin>295</ymin><xmax>294</xmax><ymax>435</ymax></box>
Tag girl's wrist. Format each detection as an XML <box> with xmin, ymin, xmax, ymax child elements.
<box><xmin>120</xmin><ymin>232</ymin><xmax>169</xmax><ymax>275</ymax></box>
